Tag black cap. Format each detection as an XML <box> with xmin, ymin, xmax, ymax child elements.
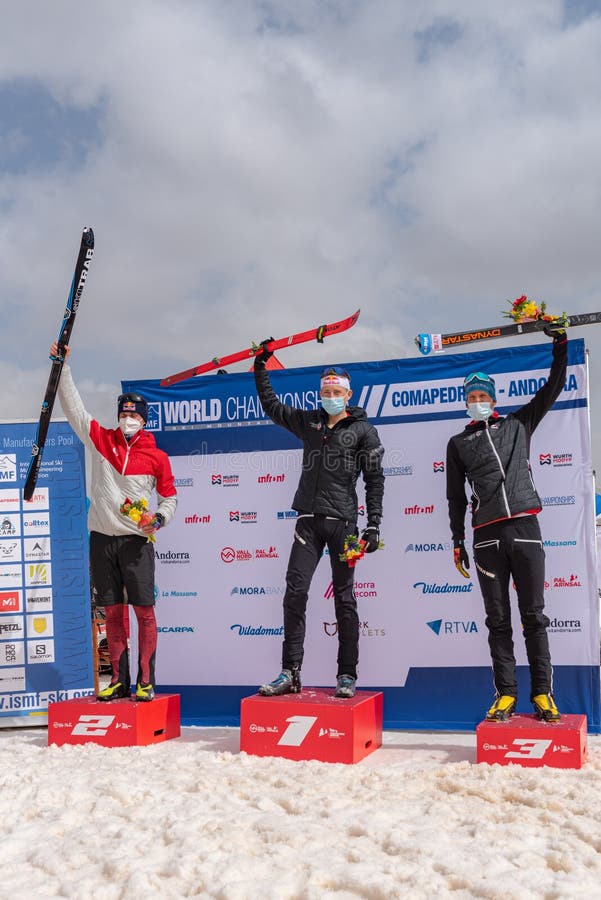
<box><xmin>117</xmin><ymin>393</ymin><xmax>148</xmax><ymax>423</ymax></box>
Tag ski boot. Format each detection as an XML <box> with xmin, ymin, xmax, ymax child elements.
<box><xmin>532</xmin><ymin>693</ymin><xmax>561</xmax><ymax>722</ymax></box>
<box><xmin>97</xmin><ymin>681</ymin><xmax>130</xmax><ymax>702</ymax></box>
<box><xmin>485</xmin><ymin>695</ymin><xmax>516</xmax><ymax>721</ymax></box>
<box><xmin>335</xmin><ymin>675</ymin><xmax>356</xmax><ymax>698</ymax></box>
<box><xmin>135</xmin><ymin>682</ymin><xmax>155</xmax><ymax>702</ymax></box>
<box><xmin>259</xmin><ymin>666</ymin><xmax>301</xmax><ymax>696</ymax></box>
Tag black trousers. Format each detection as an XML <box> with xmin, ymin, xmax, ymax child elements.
<box><xmin>473</xmin><ymin>515</ymin><xmax>552</xmax><ymax>700</ymax></box>
<box><xmin>282</xmin><ymin>515</ymin><xmax>358</xmax><ymax>678</ymax></box>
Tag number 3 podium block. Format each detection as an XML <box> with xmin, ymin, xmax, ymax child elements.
<box><xmin>476</xmin><ymin>714</ymin><xmax>587</xmax><ymax>769</ymax></box>
<box><xmin>47</xmin><ymin>694</ymin><xmax>181</xmax><ymax>747</ymax></box>
<box><xmin>240</xmin><ymin>688</ymin><xmax>383</xmax><ymax>763</ymax></box>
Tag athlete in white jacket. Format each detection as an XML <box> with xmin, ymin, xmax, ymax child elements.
<box><xmin>54</xmin><ymin>344</ymin><xmax>177</xmax><ymax>702</ymax></box>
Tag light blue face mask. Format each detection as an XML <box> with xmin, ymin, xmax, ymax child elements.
<box><xmin>467</xmin><ymin>402</ymin><xmax>494</xmax><ymax>421</ymax></box>
<box><xmin>321</xmin><ymin>396</ymin><xmax>347</xmax><ymax>416</ymax></box>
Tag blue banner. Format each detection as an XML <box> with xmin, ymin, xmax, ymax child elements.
<box><xmin>124</xmin><ymin>338</ymin><xmax>600</xmax><ymax>732</ymax></box>
<box><xmin>0</xmin><ymin>420</ymin><xmax>94</xmax><ymax>722</ymax></box>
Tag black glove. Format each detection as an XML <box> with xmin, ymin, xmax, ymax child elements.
<box><xmin>254</xmin><ymin>338</ymin><xmax>274</xmax><ymax>367</ymax></box>
<box><xmin>361</xmin><ymin>525</ymin><xmax>380</xmax><ymax>554</ymax></box>
<box><xmin>543</xmin><ymin>320</ymin><xmax>567</xmax><ymax>341</ymax></box>
<box><xmin>453</xmin><ymin>539</ymin><xmax>470</xmax><ymax>578</ymax></box>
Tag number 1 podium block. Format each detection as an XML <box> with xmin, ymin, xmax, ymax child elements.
<box><xmin>240</xmin><ymin>688</ymin><xmax>383</xmax><ymax>763</ymax></box>
<box><xmin>476</xmin><ymin>714</ymin><xmax>587</xmax><ymax>769</ymax></box>
<box><xmin>47</xmin><ymin>694</ymin><xmax>181</xmax><ymax>747</ymax></box>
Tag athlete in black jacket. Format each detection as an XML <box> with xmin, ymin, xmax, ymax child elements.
<box><xmin>254</xmin><ymin>351</ymin><xmax>384</xmax><ymax>698</ymax></box>
<box><xmin>446</xmin><ymin>326</ymin><xmax>567</xmax><ymax>722</ymax></box>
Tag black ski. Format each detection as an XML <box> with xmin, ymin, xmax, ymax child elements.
<box><xmin>415</xmin><ymin>311</ymin><xmax>601</xmax><ymax>355</ymax></box>
<box><xmin>23</xmin><ymin>227</ymin><xmax>95</xmax><ymax>501</ymax></box>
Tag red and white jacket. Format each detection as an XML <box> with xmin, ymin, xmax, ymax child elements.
<box><xmin>58</xmin><ymin>366</ymin><xmax>177</xmax><ymax>536</ymax></box>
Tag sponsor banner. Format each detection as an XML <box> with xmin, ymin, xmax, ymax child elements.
<box><xmin>23</xmin><ymin>537</ymin><xmax>51</xmax><ymax>561</ymax></box>
<box><xmin>25</xmin><ymin>588</ymin><xmax>53</xmax><ymax>613</ymax></box>
<box><xmin>0</xmin><ymin>489</ymin><xmax>20</xmax><ymax>511</ymax></box>
<box><xmin>24</xmin><ymin>563</ymin><xmax>52</xmax><ymax>588</ymax></box>
<box><xmin>0</xmin><ymin>591</ymin><xmax>21</xmax><ymax>614</ymax></box>
<box><xmin>22</xmin><ymin>487</ymin><xmax>49</xmax><ymax>510</ymax></box>
<box><xmin>27</xmin><ymin>639</ymin><xmax>55</xmax><ymax>664</ymax></box>
<box><xmin>0</xmin><ymin>514</ymin><xmax>20</xmax><ymax>537</ymax></box>
<box><xmin>22</xmin><ymin>513</ymin><xmax>50</xmax><ymax>536</ymax></box>
<box><xmin>0</xmin><ymin>564</ymin><xmax>23</xmax><ymax>589</ymax></box>
<box><xmin>26</xmin><ymin>614</ymin><xmax>54</xmax><ymax>639</ymax></box>
<box><xmin>0</xmin><ymin>640</ymin><xmax>25</xmax><ymax>667</ymax></box>
<box><xmin>0</xmin><ymin>616</ymin><xmax>24</xmax><ymax>639</ymax></box>
<box><xmin>0</xmin><ymin>420</ymin><xmax>93</xmax><ymax>720</ymax></box>
<box><xmin>0</xmin><ymin>667</ymin><xmax>26</xmax><ymax>692</ymax></box>
<box><xmin>124</xmin><ymin>340</ymin><xmax>599</xmax><ymax>729</ymax></box>
<box><xmin>0</xmin><ymin>539</ymin><xmax>22</xmax><ymax>563</ymax></box>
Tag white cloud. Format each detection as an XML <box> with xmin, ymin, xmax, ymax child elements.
<box><xmin>1</xmin><ymin>1</ymin><xmax>601</xmax><ymax>470</ymax></box>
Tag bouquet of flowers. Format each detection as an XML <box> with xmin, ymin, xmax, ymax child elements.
<box><xmin>339</xmin><ymin>533</ymin><xmax>384</xmax><ymax>568</ymax></box>
<box><xmin>503</xmin><ymin>295</ymin><xmax>568</xmax><ymax>329</ymax></box>
<box><xmin>120</xmin><ymin>497</ymin><xmax>157</xmax><ymax>543</ymax></box>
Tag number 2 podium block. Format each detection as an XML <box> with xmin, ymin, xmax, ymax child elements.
<box><xmin>476</xmin><ymin>714</ymin><xmax>587</xmax><ymax>769</ymax></box>
<box><xmin>47</xmin><ymin>694</ymin><xmax>181</xmax><ymax>747</ymax></box>
<box><xmin>240</xmin><ymin>688</ymin><xmax>383</xmax><ymax>763</ymax></box>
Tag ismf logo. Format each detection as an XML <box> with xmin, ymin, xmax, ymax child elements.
<box><xmin>0</xmin><ymin>591</ymin><xmax>20</xmax><ymax>613</ymax></box>
<box><xmin>144</xmin><ymin>402</ymin><xmax>162</xmax><ymax>432</ymax></box>
<box><xmin>0</xmin><ymin>455</ymin><xmax>17</xmax><ymax>483</ymax></box>
<box><xmin>539</xmin><ymin>453</ymin><xmax>552</xmax><ymax>466</ymax></box>
<box><xmin>230</xmin><ymin>511</ymin><xmax>240</xmax><ymax>522</ymax></box>
<box><xmin>433</xmin><ymin>461</ymin><xmax>445</xmax><ymax>473</ymax></box>
<box><xmin>212</xmin><ymin>474</ymin><xmax>222</xmax><ymax>485</ymax></box>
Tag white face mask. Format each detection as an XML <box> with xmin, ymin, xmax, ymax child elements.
<box><xmin>467</xmin><ymin>402</ymin><xmax>494</xmax><ymax>422</ymax></box>
<box><xmin>119</xmin><ymin>417</ymin><xmax>142</xmax><ymax>437</ymax></box>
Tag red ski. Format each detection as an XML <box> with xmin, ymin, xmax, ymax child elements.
<box><xmin>161</xmin><ymin>309</ymin><xmax>361</xmax><ymax>386</ymax></box>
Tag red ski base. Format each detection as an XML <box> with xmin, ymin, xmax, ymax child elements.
<box><xmin>240</xmin><ymin>687</ymin><xmax>383</xmax><ymax>764</ymax></box>
<box><xmin>47</xmin><ymin>694</ymin><xmax>181</xmax><ymax>748</ymax></box>
<box><xmin>476</xmin><ymin>713</ymin><xmax>587</xmax><ymax>769</ymax></box>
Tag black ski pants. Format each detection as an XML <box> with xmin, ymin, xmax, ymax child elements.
<box><xmin>472</xmin><ymin>515</ymin><xmax>552</xmax><ymax>700</ymax></box>
<box><xmin>282</xmin><ymin>514</ymin><xmax>358</xmax><ymax>678</ymax></box>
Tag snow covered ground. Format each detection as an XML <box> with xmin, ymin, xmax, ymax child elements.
<box><xmin>1</xmin><ymin>727</ymin><xmax>601</xmax><ymax>899</ymax></box>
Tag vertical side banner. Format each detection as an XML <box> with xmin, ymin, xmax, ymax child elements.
<box><xmin>0</xmin><ymin>419</ymin><xmax>94</xmax><ymax>725</ymax></box>
<box><xmin>124</xmin><ymin>338</ymin><xmax>600</xmax><ymax>731</ymax></box>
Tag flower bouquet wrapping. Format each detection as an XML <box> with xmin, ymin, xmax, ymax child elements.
<box><xmin>503</xmin><ymin>295</ymin><xmax>568</xmax><ymax>330</ymax></box>
<box><xmin>120</xmin><ymin>497</ymin><xmax>157</xmax><ymax>542</ymax></box>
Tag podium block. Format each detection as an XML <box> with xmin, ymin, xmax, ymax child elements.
<box><xmin>476</xmin><ymin>714</ymin><xmax>587</xmax><ymax>769</ymax></box>
<box><xmin>48</xmin><ymin>694</ymin><xmax>181</xmax><ymax>747</ymax></box>
<box><xmin>240</xmin><ymin>688</ymin><xmax>383</xmax><ymax>763</ymax></box>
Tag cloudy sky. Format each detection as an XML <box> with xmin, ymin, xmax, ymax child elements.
<box><xmin>2</xmin><ymin>1</ymin><xmax>601</xmax><ymax>468</ymax></box>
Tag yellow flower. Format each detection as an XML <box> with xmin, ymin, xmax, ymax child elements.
<box><xmin>139</xmin><ymin>497</ymin><xmax>148</xmax><ymax>509</ymax></box>
<box><xmin>129</xmin><ymin>508</ymin><xmax>142</xmax><ymax>523</ymax></box>
<box><xmin>522</xmin><ymin>301</ymin><xmax>539</xmax><ymax>318</ymax></box>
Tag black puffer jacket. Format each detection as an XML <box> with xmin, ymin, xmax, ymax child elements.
<box><xmin>446</xmin><ymin>336</ymin><xmax>568</xmax><ymax>540</ymax></box>
<box><xmin>254</xmin><ymin>364</ymin><xmax>385</xmax><ymax>524</ymax></box>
